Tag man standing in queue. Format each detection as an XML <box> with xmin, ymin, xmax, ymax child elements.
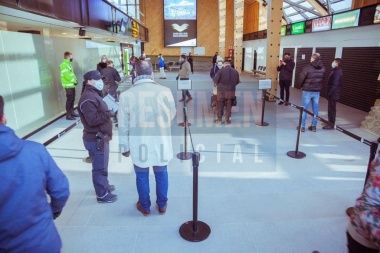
<box><xmin>78</xmin><ymin>70</ymin><xmax>117</xmax><ymax>203</ymax></box>
<box><xmin>213</xmin><ymin>60</ymin><xmax>240</xmax><ymax>125</ymax></box>
<box><xmin>60</xmin><ymin>51</ymin><xmax>79</xmax><ymax>120</ymax></box>
<box><xmin>118</xmin><ymin>60</ymin><xmax>176</xmax><ymax>216</ymax></box>
<box><xmin>277</xmin><ymin>53</ymin><xmax>295</xmax><ymax>105</ymax></box>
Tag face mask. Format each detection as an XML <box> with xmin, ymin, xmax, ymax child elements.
<box><xmin>217</xmin><ymin>62</ymin><xmax>223</xmax><ymax>67</ymax></box>
<box><xmin>331</xmin><ymin>62</ymin><xmax>335</xmax><ymax>68</ymax></box>
<box><xmin>70</xmin><ymin>58</ymin><xmax>73</xmax><ymax>62</ymax></box>
<box><xmin>102</xmin><ymin>59</ymin><xmax>107</xmax><ymax>63</ymax></box>
<box><xmin>94</xmin><ymin>79</ymin><xmax>104</xmax><ymax>91</ymax></box>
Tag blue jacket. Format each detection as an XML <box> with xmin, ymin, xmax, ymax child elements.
<box><xmin>158</xmin><ymin>57</ymin><xmax>165</xmax><ymax>68</ymax></box>
<box><xmin>0</xmin><ymin>125</ymin><xmax>70</xmax><ymax>253</ymax></box>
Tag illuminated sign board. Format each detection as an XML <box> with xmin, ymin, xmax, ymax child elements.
<box><xmin>291</xmin><ymin>21</ymin><xmax>305</xmax><ymax>35</ymax></box>
<box><xmin>164</xmin><ymin>0</ymin><xmax>197</xmax><ymax>47</ymax></box>
<box><xmin>312</xmin><ymin>16</ymin><xmax>332</xmax><ymax>32</ymax></box>
<box><xmin>281</xmin><ymin>25</ymin><xmax>286</xmax><ymax>36</ymax></box>
<box><xmin>375</xmin><ymin>4</ymin><xmax>380</xmax><ymax>24</ymax></box>
<box><xmin>332</xmin><ymin>9</ymin><xmax>360</xmax><ymax>29</ymax></box>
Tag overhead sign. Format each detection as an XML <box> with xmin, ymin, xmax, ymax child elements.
<box><xmin>312</xmin><ymin>16</ymin><xmax>332</xmax><ymax>32</ymax></box>
<box><xmin>332</xmin><ymin>9</ymin><xmax>360</xmax><ymax>29</ymax></box>
<box><xmin>164</xmin><ymin>0</ymin><xmax>197</xmax><ymax>47</ymax></box>
<box><xmin>291</xmin><ymin>21</ymin><xmax>305</xmax><ymax>35</ymax></box>
<box><xmin>280</xmin><ymin>25</ymin><xmax>286</xmax><ymax>36</ymax></box>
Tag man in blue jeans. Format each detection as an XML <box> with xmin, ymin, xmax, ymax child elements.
<box><xmin>118</xmin><ymin>60</ymin><xmax>176</xmax><ymax>216</ymax></box>
<box><xmin>298</xmin><ymin>53</ymin><xmax>325</xmax><ymax>132</ymax></box>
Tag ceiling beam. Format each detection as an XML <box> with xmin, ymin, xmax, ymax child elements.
<box><xmin>305</xmin><ymin>0</ymin><xmax>328</xmax><ymax>16</ymax></box>
<box><xmin>283</xmin><ymin>0</ymin><xmax>321</xmax><ymax>16</ymax></box>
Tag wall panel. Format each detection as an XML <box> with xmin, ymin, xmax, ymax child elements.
<box><xmin>294</xmin><ymin>48</ymin><xmax>312</xmax><ymax>89</ymax></box>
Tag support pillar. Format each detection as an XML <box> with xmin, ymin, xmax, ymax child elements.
<box><xmin>265</xmin><ymin>0</ymin><xmax>283</xmax><ymax>102</ymax></box>
<box><xmin>234</xmin><ymin>0</ymin><xmax>244</xmax><ymax>74</ymax></box>
<box><xmin>219</xmin><ymin>0</ymin><xmax>226</xmax><ymax>59</ymax></box>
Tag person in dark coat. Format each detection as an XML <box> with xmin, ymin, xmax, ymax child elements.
<box><xmin>299</xmin><ymin>53</ymin><xmax>326</xmax><ymax>132</ymax></box>
<box><xmin>277</xmin><ymin>53</ymin><xmax>295</xmax><ymax>105</ymax></box>
<box><xmin>323</xmin><ymin>58</ymin><xmax>343</xmax><ymax>130</ymax></box>
<box><xmin>97</xmin><ymin>55</ymin><xmax>108</xmax><ymax>72</ymax></box>
<box><xmin>0</xmin><ymin>95</ymin><xmax>70</xmax><ymax>253</ymax></box>
<box><xmin>78</xmin><ymin>70</ymin><xmax>117</xmax><ymax>203</ymax></box>
<box><xmin>213</xmin><ymin>60</ymin><xmax>240</xmax><ymax>125</ymax></box>
<box><xmin>101</xmin><ymin>60</ymin><xmax>121</xmax><ymax>100</ymax></box>
<box><xmin>212</xmin><ymin>52</ymin><xmax>218</xmax><ymax>65</ymax></box>
<box><xmin>188</xmin><ymin>52</ymin><xmax>194</xmax><ymax>74</ymax></box>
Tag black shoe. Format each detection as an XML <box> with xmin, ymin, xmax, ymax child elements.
<box><xmin>66</xmin><ymin>115</ymin><xmax>75</xmax><ymax>120</ymax></box>
<box><xmin>108</xmin><ymin>185</ymin><xmax>115</xmax><ymax>192</ymax></box>
<box><xmin>308</xmin><ymin>126</ymin><xmax>316</xmax><ymax>132</ymax></box>
<box><xmin>297</xmin><ymin>126</ymin><xmax>305</xmax><ymax>132</ymax></box>
<box><xmin>322</xmin><ymin>125</ymin><xmax>334</xmax><ymax>130</ymax></box>
<box><xmin>97</xmin><ymin>193</ymin><xmax>117</xmax><ymax>203</ymax></box>
<box><xmin>278</xmin><ymin>101</ymin><xmax>284</xmax><ymax>105</ymax></box>
<box><xmin>71</xmin><ymin>112</ymin><xmax>79</xmax><ymax>117</ymax></box>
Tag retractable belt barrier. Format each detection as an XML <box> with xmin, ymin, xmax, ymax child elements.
<box><xmin>267</xmin><ymin>92</ymin><xmax>379</xmax><ymax>183</ymax></box>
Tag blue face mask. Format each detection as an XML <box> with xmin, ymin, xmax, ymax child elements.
<box><xmin>331</xmin><ymin>62</ymin><xmax>335</xmax><ymax>69</ymax></box>
<box><xmin>94</xmin><ymin>80</ymin><xmax>104</xmax><ymax>91</ymax></box>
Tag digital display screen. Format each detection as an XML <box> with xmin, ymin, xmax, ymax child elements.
<box><xmin>281</xmin><ymin>26</ymin><xmax>286</xmax><ymax>36</ymax></box>
<box><xmin>164</xmin><ymin>0</ymin><xmax>197</xmax><ymax>47</ymax></box>
<box><xmin>312</xmin><ymin>16</ymin><xmax>332</xmax><ymax>32</ymax></box>
<box><xmin>291</xmin><ymin>21</ymin><xmax>305</xmax><ymax>35</ymax></box>
<box><xmin>332</xmin><ymin>9</ymin><xmax>360</xmax><ymax>29</ymax></box>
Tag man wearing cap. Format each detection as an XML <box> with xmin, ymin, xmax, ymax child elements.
<box><xmin>78</xmin><ymin>70</ymin><xmax>117</xmax><ymax>203</ymax></box>
<box><xmin>298</xmin><ymin>53</ymin><xmax>326</xmax><ymax>132</ymax></box>
<box><xmin>60</xmin><ymin>51</ymin><xmax>78</xmax><ymax>120</ymax></box>
<box><xmin>213</xmin><ymin>60</ymin><xmax>240</xmax><ymax>125</ymax></box>
<box><xmin>118</xmin><ymin>60</ymin><xmax>176</xmax><ymax>216</ymax></box>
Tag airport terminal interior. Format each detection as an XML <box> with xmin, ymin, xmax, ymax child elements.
<box><xmin>1</xmin><ymin>0</ymin><xmax>380</xmax><ymax>253</ymax></box>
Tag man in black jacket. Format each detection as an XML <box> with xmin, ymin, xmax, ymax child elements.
<box><xmin>277</xmin><ymin>53</ymin><xmax>295</xmax><ymax>105</ymax></box>
<box><xmin>78</xmin><ymin>70</ymin><xmax>117</xmax><ymax>203</ymax></box>
<box><xmin>101</xmin><ymin>60</ymin><xmax>121</xmax><ymax>100</ymax></box>
<box><xmin>323</xmin><ymin>58</ymin><xmax>343</xmax><ymax>130</ymax></box>
<box><xmin>213</xmin><ymin>60</ymin><xmax>240</xmax><ymax>125</ymax></box>
<box><xmin>299</xmin><ymin>53</ymin><xmax>326</xmax><ymax>132</ymax></box>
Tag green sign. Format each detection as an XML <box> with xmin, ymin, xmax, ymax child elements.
<box><xmin>332</xmin><ymin>9</ymin><xmax>359</xmax><ymax>29</ymax></box>
<box><xmin>291</xmin><ymin>21</ymin><xmax>305</xmax><ymax>35</ymax></box>
<box><xmin>281</xmin><ymin>26</ymin><xmax>286</xmax><ymax>36</ymax></box>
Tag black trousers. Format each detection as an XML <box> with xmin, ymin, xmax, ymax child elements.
<box><xmin>65</xmin><ymin>88</ymin><xmax>76</xmax><ymax>114</ymax></box>
<box><xmin>279</xmin><ymin>79</ymin><xmax>291</xmax><ymax>101</ymax></box>
<box><xmin>328</xmin><ymin>96</ymin><xmax>337</xmax><ymax>124</ymax></box>
<box><xmin>346</xmin><ymin>231</ymin><xmax>378</xmax><ymax>253</ymax></box>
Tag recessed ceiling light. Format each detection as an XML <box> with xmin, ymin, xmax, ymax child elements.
<box><xmin>62</xmin><ymin>32</ymin><xmax>67</xmax><ymax>34</ymax></box>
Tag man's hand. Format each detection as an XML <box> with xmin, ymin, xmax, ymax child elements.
<box><xmin>53</xmin><ymin>211</ymin><xmax>61</xmax><ymax>220</ymax></box>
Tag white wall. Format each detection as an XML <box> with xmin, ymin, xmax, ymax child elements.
<box><xmin>243</xmin><ymin>25</ymin><xmax>380</xmax><ymax>72</ymax></box>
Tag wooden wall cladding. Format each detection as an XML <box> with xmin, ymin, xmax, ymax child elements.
<box><xmin>225</xmin><ymin>0</ymin><xmax>234</xmax><ymax>57</ymax></box>
<box><xmin>53</xmin><ymin>0</ymin><xmax>83</xmax><ymax>24</ymax></box>
<box><xmin>144</xmin><ymin>0</ymin><xmax>219</xmax><ymax>57</ymax></box>
<box><xmin>340</xmin><ymin>47</ymin><xmax>380</xmax><ymax>112</ymax></box>
<box><xmin>294</xmin><ymin>48</ymin><xmax>312</xmax><ymax>89</ymax></box>
<box><xmin>19</xmin><ymin>0</ymin><xmax>54</xmax><ymax>16</ymax></box>
<box><xmin>243</xmin><ymin>0</ymin><xmax>259</xmax><ymax>34</ymax></box>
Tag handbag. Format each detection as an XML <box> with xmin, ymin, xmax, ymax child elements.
<box><xmin>232</xmin><ymin>96</ymin><xmax>237</xmax><ymax>106</ymax></box>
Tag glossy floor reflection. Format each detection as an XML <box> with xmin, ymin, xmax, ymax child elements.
<box><xmin>31</xmin><ymin>71</ymin><xmax>378</xmax><ymax>253</ymax></box>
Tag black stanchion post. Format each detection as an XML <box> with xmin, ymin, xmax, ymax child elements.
<box><xmin>287</xmin><ymin>107</ymin><xmax>306</xmax><ymax>159</ymax></box>
<box><xmin>346</xmin><ymin>140</ymin><xmax>379</xmax><ymax>216</ymax></box>
<box><xmin>179</xmin><ymin>152</ymin><xmax>211</xmax><ymax>242</ymax></box>
<box><xmin>177</xmin><ymin>106</ymin><xmax>192</xmax><ymax>160</ymax></box>
<box><xmin>256</xmin><ymin>89</ymin><xmax>268</xmax><ymax>126</ymax></box>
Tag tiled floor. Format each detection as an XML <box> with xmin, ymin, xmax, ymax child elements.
<box><xmin>31</xmin><ymin>71</ymin><xmax>379</xmax><ymax>253</ymax></box>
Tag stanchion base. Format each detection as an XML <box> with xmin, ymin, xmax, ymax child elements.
<box><xmin>179</xmin><ymin>221</ymin><xmax>211</xmax><ymax>242</ymax></box>
<box><xmin>178</xmin><ymin>122</ymin><xmax>192</xmax><ymax>127</ymax></box>
<box><xmin>287</xmin><ymin>151</ymin><xmax>306</xmax><ymax>159</ymax></box>
<box><xmin>177</xmin><ymin>152</ymin><xmax>192</xmax><ymax>160</ymax></box>
<box><xmin>346</xmin><ymin>207</ymin><xmax>354</xmax><ymax>217</ymax></box>
<box><xmin>256</xmin><ymin>122</ymin><xmax>269</xmax><ymax>126</ymax></box>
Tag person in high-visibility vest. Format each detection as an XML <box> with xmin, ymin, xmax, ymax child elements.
<box><xmin>60</xmin><ymin>51</ymin><xmax>78</xmax><ymax>120</ymax></box>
